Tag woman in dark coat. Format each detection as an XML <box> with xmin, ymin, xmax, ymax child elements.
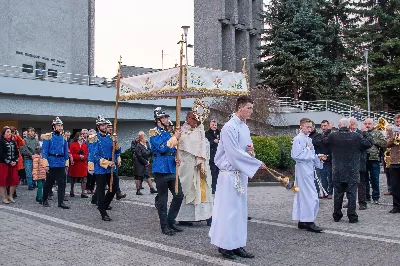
<box><xmin>133</xmin><ymin>131</ymin><xmax>157</xmax><ymax>195</ymax></box>
<box><xmin>0</xmin><ymin>126</ymin><xmax>20</xmax><ymax>204</ymax></box>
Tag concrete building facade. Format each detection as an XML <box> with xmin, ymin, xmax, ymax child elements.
<box><xmin>194</xmin><ymin>0</ymin><xmax>263</xmax><ymax>86</ymax></box>
<box><xmin>0</xmin><ymin>0</ymin><xmax>95</xmax><ymax>76</ymax></box>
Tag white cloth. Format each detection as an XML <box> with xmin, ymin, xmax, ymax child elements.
<box><xmin>291</xmin><ymin>132</ymin><xmax>323</xmax><ymax>222</ymax></box>
<box><xmin>209</xmin><ymin>115</ymin><xmax>262</xmax><ymax>250</ymax></box>
<box><xmin>176</xmin><ymin>123</ymin><xmax>213</xmax><ymax>222</ymax></box>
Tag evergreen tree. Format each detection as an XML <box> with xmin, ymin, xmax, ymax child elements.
<box><xmin>348</xmin><ymin>0</ymin><xmax>400</xmax><ymax>111</ymax></box>
<box><xmin>257</xmin><ymin>0</ymin><xmax>331</xmax><ymax>101</ymax></box>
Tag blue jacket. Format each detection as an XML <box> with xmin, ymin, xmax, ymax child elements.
<box><xmin>42</xmin><ymin>132</ymin><xmax>69</xmax><ymax>168</ymax></box>
<box><xmin>88</xmin><ymin>132</ymin><xmax>121</xmax><ymax>175</ymax></box>
<box><xmin>149</xmin><ymin>126</ymin><xmax>176</xmax><ymax>174</ymax></box>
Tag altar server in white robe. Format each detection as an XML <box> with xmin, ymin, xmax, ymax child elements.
<box><xmin>168</xmin><ymin>111</ymin><xmax>213</xmax><ymax>226</ymax></box>
<box><xmin>209</xmin><ymin>96</ymin><xmax>267</xmax><ymax>260</ymax></box>
<box><xmin>291</xmin><ymin>118</ymin><xmax>324</xmax><ymax>233</ymax></box>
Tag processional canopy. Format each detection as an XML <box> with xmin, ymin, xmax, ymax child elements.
<box><xmin>118</xmin><ymin>66</ymin><xmax>249</xmax><ymax>100</ymax></box>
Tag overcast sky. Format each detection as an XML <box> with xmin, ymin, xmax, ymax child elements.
<box><xmin>95</xmin><ymin>0</ymin><xmax>194</xmax><ymax>78</ymax></box>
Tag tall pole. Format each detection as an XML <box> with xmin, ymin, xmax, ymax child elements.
<box><xmin>175</xmin><ymin>35</ymin><xmax>184</xmax><ymax>194</ymax></box>
<box><xmin>110</xmin><ymin>56</ymin><xmax>122</xmax><ymax>192</ymax></box>
<box><xmin>365</xmin><ymin>50</ymin><xmax>370</xmax><ymax>118</ymax></box>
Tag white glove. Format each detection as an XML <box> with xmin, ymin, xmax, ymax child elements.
<box><xmin>88</xmin><ymin>170</ymin><xmax>94</xmax><ymax>175</ymax></box>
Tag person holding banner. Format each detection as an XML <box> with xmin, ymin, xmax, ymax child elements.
<box><xmin>150</xmin><ymin>107</ymin><xmax>183</xmax><ymax>236</ymax></box>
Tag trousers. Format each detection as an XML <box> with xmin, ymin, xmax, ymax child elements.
<box><xmin>333</xmin><ymin>182</ymin><xmax>358</xmax><ymax>221</ymax></box>
<box><xmin>154</xmin><ymin>173</ymin><xmax>183</xmax><ymax>229</ymax></box>
<box><xmin>43</xmin><ymin>167</ymin><xmax>65</xmax><ymax>205</ymax></box>
<box><xmin>94</xmin><ymin>173</ymin><xmax>116</xmax><ymax>211</ymax></box>
<box><xmin>390</xmin><ymin>167</ymin><xmax>400</xmax><ymax>210</ymax></box>
<box><xmin>36</xmin><ymin>180</ymin><xmax>44</xmax><ymax>201</ymax></box>
<box><xmin>357</xmin><ymin>172</ymin><xmax>367</xmax><ymax>206</ymax></box>
<box><xmin>210</xmin><ymin>161</ymin><xmax>219</xmax><ymax>194</ymax></box>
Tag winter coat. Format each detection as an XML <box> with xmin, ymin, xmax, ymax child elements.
<box><xmin>21</xmin><ymin>136</ymin><xmax>39</xmax><ymax>160</ymax></box>
<box><xmin>326</xmin><ymin>127</ymin><xmax>373</xmax><ymax>183</ymax></box>
<box><xmin>205</xmin><ymin>128</ymin><xmax>220</xmax><ymax>163</ymax></box>
<box><xmin>68</xmin><ymin>141</ymin><xmax>88</xmax><ymax>178</ymax></box>
<box><xmin>387</xmin><ymin>128</ymin><xmax>400</xmax><ymax>166</ymax></box>
<box><xmin>312</xmin><ymin>129</ymin><xmax>332</xmax><ymax>162</ymax></box>
<box><xmin>13</xmin><ymin>135</ymin><xmax>25</xmax><ymax>170</ymax></box>
<box><xmin>133</xmin><ymin>142</ymin><xmax>151</xmax><ymax>177</ymax></box>
<box><xmin>0</xmin><ymin>138</ymin><xmax>19</xmax><ymax>164</ymax></box>
<box><xmin>32</xmin><ymin>154</ymin><xmax>47</xmax><ymax>180</ymax></box>
<box><xmin>366</xmin><ymin>129</ymin><xmax>386</xmax><ymax>161</ymax></box>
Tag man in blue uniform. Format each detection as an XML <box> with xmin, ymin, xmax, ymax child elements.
<box><xmin>42</xmin><ymin>117</ymin><xmax>70</xmax><ymax>209</ymax></box>
<box><xmin>88</xmin><ymin>115</ymin><xmax>121</xmax><ymax>221</ymax></box>
<box><xmin>150</xmin><ymin>107</ymin><xmax>183</xmax><ymax>236</ymax></box>
<box><xmin>106</xmin><ymin>119</ymin><xmax>126</xmax><ymax>200</ymax></box>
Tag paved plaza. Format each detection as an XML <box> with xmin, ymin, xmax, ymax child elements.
<box><xmin>1</xmin><ymin>173</ymin><xmax>399</xmax><ymax>266</ymax></box>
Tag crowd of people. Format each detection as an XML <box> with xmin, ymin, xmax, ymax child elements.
<box><xmin>0</xmin><ymin>96</ymin><xmax>399</xmax><ymax>261</ymax></box>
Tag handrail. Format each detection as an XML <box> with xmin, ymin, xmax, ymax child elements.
<box><xmin>278</xmin><ymin>97</ymin><xmax>396</xmax><ymax>124</ymax></box>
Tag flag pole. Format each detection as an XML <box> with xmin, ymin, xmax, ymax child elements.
<box><xmin>175</xmin><ymin>35</ymin><xmax>184</xmax><ymax>194</ymax></box>
<box><xmin>110</xmin><ymin>56</ymin><xmax>122</xmax><ymax>192</ymax></box>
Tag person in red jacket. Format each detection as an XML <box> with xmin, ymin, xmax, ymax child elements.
<box><xmin>69</xmin><ymin>132</ymin><xmax>89</xmax><ymax>198</ymax></box>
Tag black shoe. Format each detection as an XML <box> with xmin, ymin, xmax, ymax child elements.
<box><xmin>161</xmin><ymin>227</ymin><xmax>175</xmax><ymax>236</ymax></box>
<box><xmin>233</xmin><ymin>247</ymin><xmax>255</xmax><ymax>258</ymax></box>
<box><xmin>100</xmin><ymin>210</ymin><xmax>112</xmax><ymax>221</ymax></box>
<box><xmin>218</xmin><ymin>248</ymin><xmax>235</xmax><ymax>260</ymax></box>
<box><xmin>42</xmin><ymin>200</ymin><xmax>50</xmax><ymax>207</ymax></box>
<box><xmin>349</xmin><ymin>218</ymin><xmax>359</xmax><ymax>223</ymax></box>
<box><xmin>136</xmin><ymin>191</ymin><xmax>143</xmax><ymax>195</ymax></box>
<box><xmin>116</xmin><ymin>193</ymin><xmax>126</xmax><ymax>200</ymax></box>
<box><xmin>38</xmin><ymin>200</ymin><xmax>43</xmax><ymax>204</ymax></box>
<box><xmin>81</xmin><ymin>194</ymin><xmax>89</xmax><ymax>198</ymax></box>
<box><xmin>64</xmin><ymin>197</ymin><xmax>69</xmax><ymax>201</ymax></box>
<box><xmin>106</xmin><ymin>206</ymin><xmax>112</xmax><ymax>210</ymax></box>
<box><xmin>169</xmin><ymin>224</ymin><xmax>183</xmax><ymax>232</ymax></box>
<box><xmin>140</xmin><ymin>186</ymin><xmax>144</xmax><ymax>190</ymax></box>
<box><xmin>178</xmin><ymin>221</ymin><xmax>193</xmax><ymax>226</ymax></box>
<box><xmin>70</xmin><ymin>192</ymin><xmax>75</xmax><ymax>197</ymax></box>
<box><xmin>334</xmin><ymin>218</ymin><xmax>341</xmax><ymax>222</ymax></box>
<box><xmin>298</xmin><ymin>222</ymin><xmax>309</xmax><ymax>229</ymax></box>
<box><xmin>150</xmin><ymin>188</ymin><xmax>158</xmax><ymax>194</ymax></box>
<box><xmin>206</xmin><ymin>217</ymin><xmax>212</xmax><ymax>226</ymax></box>
<box><xmin>247</xmin><ymin>216</ymin><xmax>252</xmax><ymax>220</ymax></box>
<box><xmin>307</xmin><ymin>223</ymin><xmax>323</xmax><ymax>233</ymax></box>
<box><xmin>359</xmin><ymin>205</ymin><xmax>367</xmax><ymax>210</ymax></box>
<box><xmin>13</xmin><ymin>192</ymin><xmax>17</xmax><ymax>198</ymax></box>
<box><xmin>58</xmin><ymin>203</ymin><xmax>70</xmax><ymax>209</ymax></box>
<box><xmin>389</xmin><ymin>208</ymin><xmax>400</xmax><ymax>213</ymax></box>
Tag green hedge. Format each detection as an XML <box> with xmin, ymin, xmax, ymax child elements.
<box><xmin>119</xmin><ymin>135</ymin><xmax>295</xmax><ymax>176</ymax></box>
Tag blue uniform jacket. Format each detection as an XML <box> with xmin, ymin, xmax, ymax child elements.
<box><xmin>149</xmin><ymin>126</ymin><xmax>176</xmax><ymax>174</ymax></box>
<box><xmin>42</xmin><ymin>132</ymin><xmax>69</xmax><ymax>168</ymax></box>
<box><xmin>88</xmin><ymin>132</ymin><xmax>120</xmax><ymax>175</ymax></box>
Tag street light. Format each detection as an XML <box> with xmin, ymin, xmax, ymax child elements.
<box><xmin>181</xmin><ymin>26</ymin><xmax>190</xmax><ymax>65</ymax></box>
<box><xmin>364</xmin><ymin>50</ymin><xmax>370</xmax><ymax>118</ymax></box>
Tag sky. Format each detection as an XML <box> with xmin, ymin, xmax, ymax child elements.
<box><xmin>95</xmin><ymin>0</ymin><xmax>194</xmax><ymax>78</ymax></box>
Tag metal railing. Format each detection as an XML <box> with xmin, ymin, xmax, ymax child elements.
<box><xmin>0</xmin><ymin>64</ymin><xmax>114</xmax><ymax>87</ymax></box>
<box><xmin>278</xmin><ymin>97</ymin><xmax>396</xmax><ymax>124</ymax></box>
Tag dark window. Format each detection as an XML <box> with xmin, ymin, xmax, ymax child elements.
<box><xmin>48</xmin><ymin>69</ymin><xmax>57</xmax><ymax>78</ymax></box>
<box><xmin>35</xmin><ymin>61</ymin><xmax>46</xmax><ymax>79</ymax></box>
<box><xmin>22</xmin><ymin>64</ymin><xmax>33</xmax><ymax>73</ymax></box>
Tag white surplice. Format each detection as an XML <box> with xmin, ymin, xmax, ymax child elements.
<box><xmin>209</xmin><ymin>115</ymin><xmax>262</xmax><ymax>250</ymax></box>
<box><xmin>291</xmin><ymin>132</ymin><xmax>323</xmax><ymax>223</ymax></box>
<box><xmin>176</xmin><ymin>123</ymin><xmax>213</xmax><ymax>222</ymax></box>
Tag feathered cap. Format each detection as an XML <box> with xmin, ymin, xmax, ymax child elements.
<box><xmin>105</xmin><ymin>119</ymin><xmax>113</xmax><ymax>126</ymax></box>
<box><xmin>96</xmin><ymin>115</ymin><xmax>108</xmax><ymax>126</ymax></box>
<box><xmin>52</xmin><ymin>116</ymin><xmax>63</xmax><ymax>125</ymax></box>
<box><xmin>154</xmin><ymin>107</ymin><xmax>170</xmax><ymax>121</ymax></box>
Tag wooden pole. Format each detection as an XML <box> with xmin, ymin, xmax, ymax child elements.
<box><xmin>110</xmin><ymin>56</ymin><xmax>122</xmax><ymax>192</ymax></box>
<box><xmin>175</xmin><ymin>35</ymin><xmax>184</xmax><ymax>194</ymax></box>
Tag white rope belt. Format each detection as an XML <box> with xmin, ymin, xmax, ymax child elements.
<box><xmin>220</xmin><ymin>170</ymin><xmax>244</xmax><ymax>195</ymax></box>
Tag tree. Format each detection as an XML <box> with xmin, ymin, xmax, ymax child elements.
<box><xmin>348</xmin><ymin>0</ymin><xmax>400</xmax><ymax>111</ymax></box>
<box><xmin>209</xmin><ymin>85</ymin><xmax>280</xmax><ymax>136</ymax></box>
<box><xmin>257</xmin><ymin>0</ymin><xmax>331</xmax><ymax>101</ymax></box>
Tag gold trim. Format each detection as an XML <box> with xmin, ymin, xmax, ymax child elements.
<box><xmin>88</xmin><ymin>162</ymin><xmax>94</xmax><ymax>171</ymax></box>
<box><xmin>100</xmin><ymin>158</ymin><xmax>110</xmax><ymax>169</ymax></box>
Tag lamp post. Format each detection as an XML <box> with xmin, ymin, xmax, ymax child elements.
<box><xmin>181</xmin><ymin>26</ymin><xmax>190</xmax><ymax>65</ymax></box>
<box><xmin>364</xmin><ymin>50</ymin><xmax>370</xmax><ymax>118</ymax></box>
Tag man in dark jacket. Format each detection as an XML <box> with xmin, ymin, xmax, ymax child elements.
<box><xmin>349</xmin><ymin>117</ymin><xmax>369</xmax><ymax>210</ymax></box>
<box><xmin>312</xmin><ymin>120</ymin><xmax>333</xmax><ymax>198</ymax></box>
<box><xmin>205</xmin><ymin>119</ymin><xmax>220</xmax><ymax>194</ymax></box>
<box><xmin>325</xmin><ymin>118</ymin><xmax>373</xmax><ymax>223</ymax></box>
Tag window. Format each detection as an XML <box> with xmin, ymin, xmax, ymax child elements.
<box><xmin>35</xmin><ymin>61</ymin><xmax>46</xmax><ymax>79</ymax></box>
<box><xmin>22</xmin><ymin>64</ymin><xmax>33</xmax><ymax>73</ymax></box>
